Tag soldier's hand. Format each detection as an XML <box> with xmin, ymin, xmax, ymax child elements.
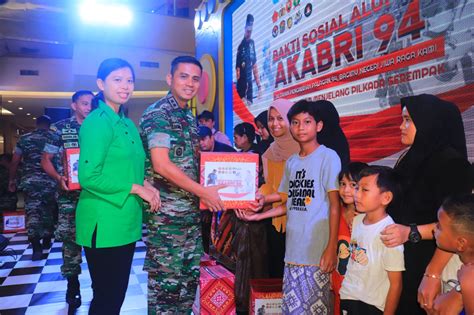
<box><xmin>200</xmin><ymin>184</ymin><xmax>226</xmax><ymax>212</ymax></box>
<box><xmin>57</xmin><ymin>176</ymin><xmax>69</xmax><ymax>191</ymax></box>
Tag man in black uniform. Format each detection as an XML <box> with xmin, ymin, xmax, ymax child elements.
<box><xmin>236</xmin><ymin>14</ymin><xmax>261</xmax><ymax>104</ymax></box>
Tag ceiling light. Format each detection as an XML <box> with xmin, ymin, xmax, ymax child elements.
<box><xmin>7</xmin><ymin>100</ymin><xmax>13</xmax><ymax>103</ymax></box>
<box><xmin>18</xmin><ymin>107</ymin><xmax>23</xmax><ymax>110</ymax></box>
<box><xmin>79</xmin><ymin>1</ymin><xmax>133</xmax><ymax>26</ymax></box>
<box><xmin>1</xmin><ymin>108</ymin><xmax>13</xmax><ymax>115</ymax></box>
<box><xmin>33</xmin><ymin>117</ymin><xmax>36</xmax><ymax>120</ymax></box>
<box><xmin>26</xmin><ymin>113</ymin><xmax>31</xmax><ymax>116</ymax></box>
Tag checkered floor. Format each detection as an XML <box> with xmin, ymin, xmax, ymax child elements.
<box><xmin>0</xmin><ymin>230</ymin><xmax>149</xmax><ymax>315</ymax></box>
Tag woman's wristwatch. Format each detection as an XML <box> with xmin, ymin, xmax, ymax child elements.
<box><xmin>408</xmin><ymin>223</ymin><xmax>421</xmax><ymax>243</ymax></box>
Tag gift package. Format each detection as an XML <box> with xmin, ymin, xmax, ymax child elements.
<box><xmin>64</xmin><ymin>148</ymin><xmax>80</xmax><ymax>190</ymax></box>
<box><xmin>193</xmin><ymin>265</ymin><xmax>236</xmax><ymax>315</ymax></box>
<box><xmin>2</xmin><ymin>210</ymin><xmax>26</xmax><ymax>233</ymax></box>
<box><xmin>199</xmin><ymin>152</ymin><xmax>259</xmax><ymax>209</ymax></box>
<box><xmin>249</xmin><ymin>279</ymin><xmax>283</xmax><ymax>315</ymax></box>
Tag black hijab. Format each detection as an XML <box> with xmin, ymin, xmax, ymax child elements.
<box><xmin>312</xmin><ymin>100</ymin><xmax>351</xmax><ymax>168</ymax></box>
<box><xmin>254</xmin><ymin>110</ymin><xmax>274</xmax><ymax>152</ymax></box>
<box><xmin>395</xmin><ymin>94</ymin><xmax>467</xmax><ymax>178</ymax></box>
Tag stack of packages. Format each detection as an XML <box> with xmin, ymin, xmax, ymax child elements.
<box><xmin>249</xmin><ymin>279</ymin><xmax>283</xmax><ymax>315</ymax></box>
<box><xmin>193</xmin><ymin>254</ymin><xmax>284</xmax><ymax>314</ymax></box>
<box><xmin>193</xmin><ymin>254</ymin><xmax>237</xmax><ymax>315</ymax></box>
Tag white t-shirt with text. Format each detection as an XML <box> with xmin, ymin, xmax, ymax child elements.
<box><xmin>279</xmin><ymin>145</ymin><xmax>341</xmax><ymax>265</ymax></box>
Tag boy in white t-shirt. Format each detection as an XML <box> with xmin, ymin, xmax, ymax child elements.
<box><xmin>340</xmin><ymin>166</ymin><xmax>405</xmax><ymax>315</ymax></box>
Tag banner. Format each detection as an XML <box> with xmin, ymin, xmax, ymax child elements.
<box><xmin>227</xmin><ymin>0</ymin><xmax>474</xmax><ymax>164</ymax></box>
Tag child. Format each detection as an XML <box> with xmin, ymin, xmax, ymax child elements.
<box><xmin>338</xmin><ymin>162</ymin><xmax>369</xmax><ymax>234</ymax></box>
<box><xmin>333</xmin><ymin>162</ymin><xmax>368</xmax><ymax>315</ymax></box>
<box><xmin>340</xmin><ymin>166</ymin><xmax>404</xmax><ymax>315</ymax></box>
<box><xmin>433</xmin><ymin>193</ymin><xmax>474</xmax><ymax>315</ymax></box>
<box><xmin>239</xmin><ymin>99</ymin><xmax>341</xmax><ymax>313</ymax></box>
<box><xmin>233</xmin><ymin>122</ymin><xmax>257</xmax><ymax>153</ymax></box>
<box><xmin>233</xmin><ymin>122</ymin><xmax>265</xmax><ymax>187</ymax></box>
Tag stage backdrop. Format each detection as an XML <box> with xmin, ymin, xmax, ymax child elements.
<box><xmin>222</xmin><ymin>0</ymin><xmax>473</xmax><ymax>165</ymax></box>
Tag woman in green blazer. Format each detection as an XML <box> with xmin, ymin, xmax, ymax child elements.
<box><xmin>76</xmin><ymin>58</ymin><xmax>160</xmax><ymax>315</ymax></box>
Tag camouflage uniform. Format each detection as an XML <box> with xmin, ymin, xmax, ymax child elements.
<box><xmin>140</xmin><ymin>93</ymin><xmax>202</xmax><ymax>314</ymax></box>
<box><xmin>43</xmin><ymin>116</ymin><xmax>83</xmax><ymax>278</ymax></box>
<box><xmin>15</xmin><ymin>129</ymin><xmax>57</xmax><ymax>240</ymax></box>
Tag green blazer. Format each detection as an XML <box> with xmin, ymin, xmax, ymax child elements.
<box><xmin>76</xmin><ymin>101</ymin><xmax>145</xmax><ymax>248</ymax></box>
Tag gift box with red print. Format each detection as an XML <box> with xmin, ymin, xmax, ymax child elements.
<box><xmin>195</xmin><ymin>265</ymin><xmax>236</xmax><ymax>315</ymax></box>
<box><xmin>64</xmin><ymin>148</ymin><xmax>81</xmax><ymax>190</ymax></box>
<box><xmin>249</xmin><ymin>279</ymin><xmax>283</xmax><ymax>315</ymax></box>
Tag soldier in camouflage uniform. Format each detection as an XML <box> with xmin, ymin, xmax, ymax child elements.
<box><xmin>8</xmin><ymin>115</ymin><xmax>57</xmax><ymax>261</ymax></box>
<box><xmin>140</xmin><ymin>56</ymin><xmax>225</xmax><ymax>314</ymax></box>
<box><xmin>41</xmin><ymin>90</ymin><xmax>93</xmax><ymax>310</ymax></box>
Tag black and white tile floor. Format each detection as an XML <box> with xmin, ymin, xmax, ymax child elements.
<box><xmin>0</xmin><ymin>230</ymin><xmax>148</xmax><ymax>314</ymax></box>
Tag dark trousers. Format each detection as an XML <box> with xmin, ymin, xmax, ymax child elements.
<box><xmin>84</xmin><ymin>240</ymin><xmax>136</xmax><ymax>315</ymax></box>
<box><xmin>397</xmin><ymin>242</ymin><xmax>436</xmax><ymax>315</ymax></box>
<box><xmin>340</xmin><ymin>300</ymin><xmax>383</xmax><ymax>315</ymax></box>
<box><xmin>266</xmin><ymin>222</ymin><xmax>285</xmax><ymax>278</ymax></box>
<box><xmin>201</xmin><ymin>210</ymin><xmax>212</xmax><ymax>253</ymax></box>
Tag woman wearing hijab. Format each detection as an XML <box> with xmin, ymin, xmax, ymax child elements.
<box><xmin>254</xmin><ymin>110</ymin><xmax>274</xmax><ymax>154</ymax></box>
<box><xmin>379</xmin><ymin>94</ymin><xmax>472</xmax><ymax>314</ymax></box>
<box><xmin>312</xmin><ymin>100</ymin><xmax>350</xmax><ymax>168</ymax></box>
<box><xmin>247</xmin><ymin>99</ymin><xmax>300</xmax><ymax>278</ymax></box>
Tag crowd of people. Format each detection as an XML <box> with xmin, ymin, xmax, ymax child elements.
<box><xmin>1</xmin><ymin>54</ymin><xmax>473</xmax><ymax>315</ymax></box>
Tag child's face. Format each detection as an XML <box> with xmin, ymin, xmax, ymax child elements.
<box><xmin>268</xmin><ymin>107</ymin><xmax>288</xmax><ymax>138</ymax></box>
<box><xmin>290</xmin><ymin>112</ymin><xmax>322</xmax><ymax>144</ymax></box>
<box><xmin>255</xmin><ymin>121</ymin><xmax>270</xmax><ymax>140</ymax></box>
<box><xmin>234</xmin><ymin>133</ymin><xmax>249</xmax><ymax>149</ymax></box>
<box><xmin>354</xmin><ymin>174</ymin><xmax>388</xmax><ymax>213</ymax></box>
<box><xmin>339</xmin><ymin>174</ymin><xmax>357</xmax><ymax>205</ymax></box>
<box><xmin>434</xmin><ymin>208</ymin><xmax>458</xmax><ymax>253</ymax></box>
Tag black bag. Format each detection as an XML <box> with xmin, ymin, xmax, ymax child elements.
<box><xmin>232</xmin><ymin>219</ymin><xmax>270</xmax><ymax>312</ymax></box>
